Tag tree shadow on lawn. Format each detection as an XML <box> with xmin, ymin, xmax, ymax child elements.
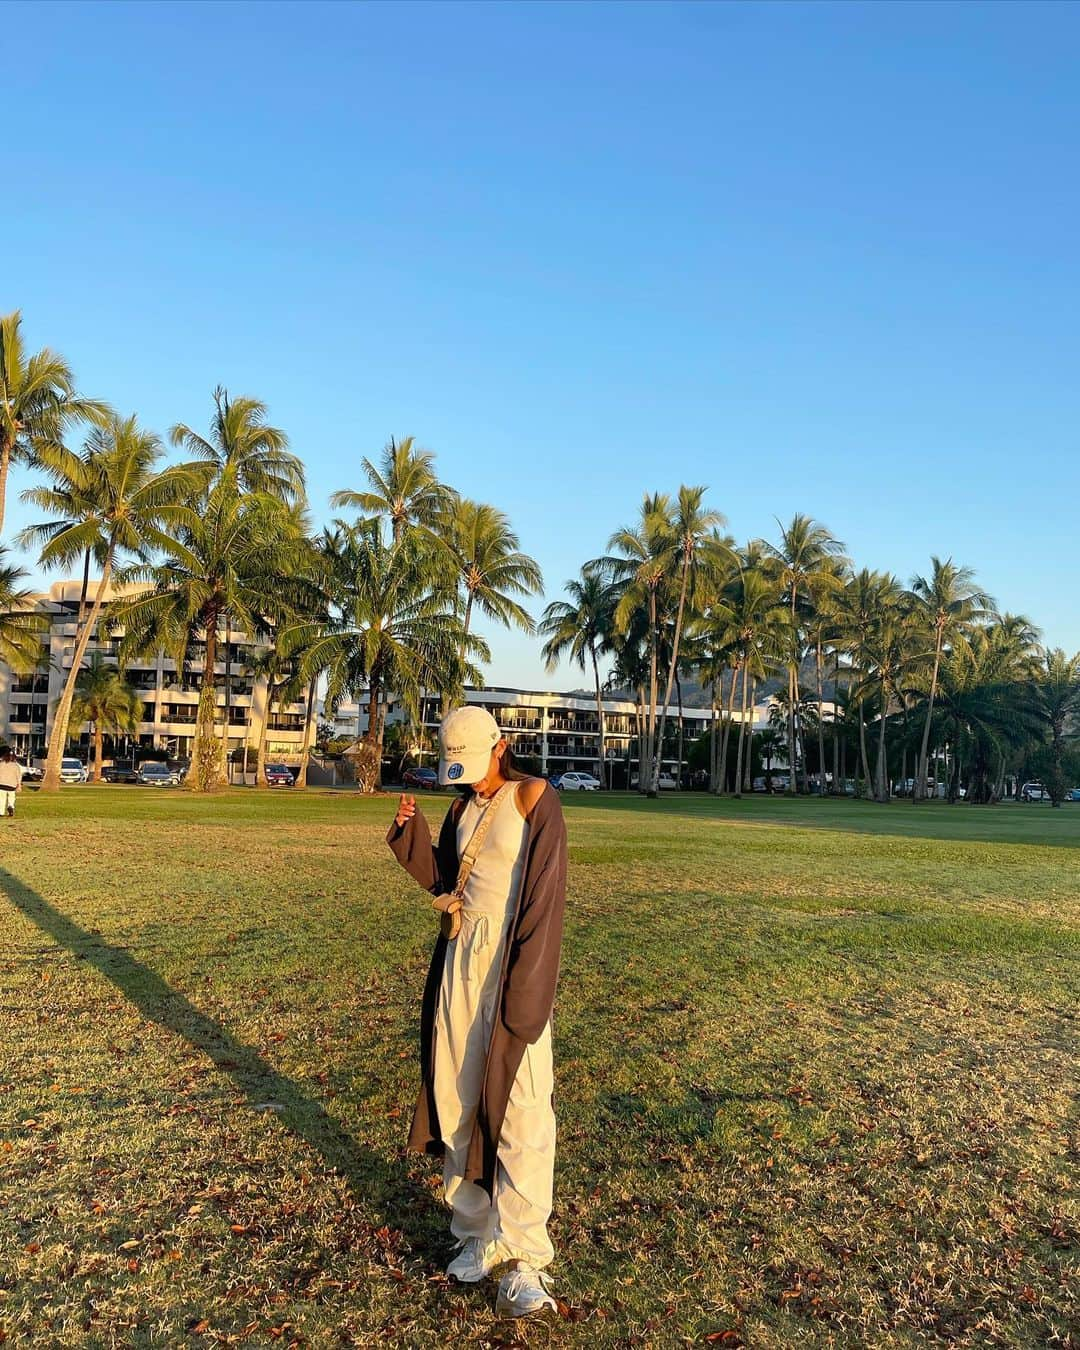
<box><xmin>0</xmin><ymin>866</ymin><xmax>444</xmax><ymax>1264</ymax></box>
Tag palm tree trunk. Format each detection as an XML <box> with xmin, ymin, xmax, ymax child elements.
<box><xmin>653</xmin><ymin>558</ymin><xmax>690</xmax><ymax>796</ymax></box>
<box><xmin>709</xmin><ymin>678</ymin><xmax>719</xmax><ymax>791</ymax></box>
<box><xmin>189</xmin><ymin>616</ymin><xmax>227</xmax><ymax>792</ymax></box>
<box><xmin>441</xmin><ymin>592</ymin><xmax>475</xmax><ymax>720</ymax></box>
<box><xmin>591</xmin><ymin>644</ymin><xmax>607</xmax><ymax>788</ymax></box>
<box><xmin>0</xmin><ymin>442</ymin><xmax>10</xmax><ymax>539</ymax></box>
<box><xmin>916</xmin><ymin>630</ymin><xmax>943</xmax><ymax>801</ymax></box>
<box><xmin>815</xmin><ymin>638</ymin><xmax>827</xmax><ymax>796</ymax></box>
<box><xmin>734</xmin><ymin>656</ymin><xmax>750</xmax><ymax>797</ymax></box>
<box><xmin>858</xmin><ymin>698</ymin><xmax>871</xmax><ymax>798</ymax></box>
<box><xmin>644</xmin><ymin>587</ymin><xmax>659</xmax><ymax>795</ymax></box>
<box><xmin>788</xmin><ymin>590</ymin><xmax>799</xmax><ymax>795</ymax></box>
<box><xmin>354</xmin><ymin>677</ymin><xmax>382</xmax><ymax>793</ymax></box>
<box><xmin>256</xmin><ymin>681</ymin><xmax>276</xmax><ymax>787</ymax></box>
<box><xmin>224</xmin><ymin>614</ymin><xmax>232</xmax><ymax>784</ymax></box>
<box><xmin>744</xmin><ymin>677</ymin><xmax>756</xmax><ymax>792</ymax></box>
<box><xmin>77</xmin><ymin>549</ymin><xmax>92</xmax><ymax>628</ymax></box>
<box><xmin>675</xmin><ymin>669</ymin><xmax>684</xmax><ymax>791</ymax></box>
<box><xmin>875</xmin><ymin>679</ymin><xmax>889</xmax><ymax>802</ymax></box>
<box><xmin>294</xmin><ymin>682</ymin><xmax>317</xmax><ymax>789</ymax></box>
<box><xmin>42</xmin><ymin>555</ymin><xmax>115</xmax><ymax>792</ymax></box>
<box><xmin>93</xmin><ymin>720</ymin><xmax>103</xmax><ymax>783</ymax></box>
<box><xmin>718</xmin><ymin>663</ymin><xmax>739</xmax><ymax>794</ymax></box>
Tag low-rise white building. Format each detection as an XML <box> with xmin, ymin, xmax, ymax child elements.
<box><xmin>328</xmin><ymin>685</ymin><xmax>772</xmax><ymax>780</ymax></box>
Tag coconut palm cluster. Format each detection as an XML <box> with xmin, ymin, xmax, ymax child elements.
<box><xmin>2</xmin><ymin>310</ymin><xmax>1077</xmax><ymax>801</ymax></box>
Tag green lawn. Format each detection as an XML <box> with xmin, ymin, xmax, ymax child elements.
<box><xmin>1</xmin><ymin>789</ymin><xmax>1077</xmax><ymax>1347</ymax></box>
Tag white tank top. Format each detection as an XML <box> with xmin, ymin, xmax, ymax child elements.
<box><xmin>455</xmin><ymin>786</ymin><xmax>530</xmax><ymax>918</ymax></box>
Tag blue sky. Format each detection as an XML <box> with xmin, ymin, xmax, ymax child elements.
<box><xmin>6</xmin><ymin>0</ymin><xmax>1079</xmax><ymax>688</ymax></box>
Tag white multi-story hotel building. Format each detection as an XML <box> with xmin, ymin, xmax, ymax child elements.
<box><xmin>0</xmin><ymin>579</ymin><xmax>312</xmax><ymax>766</ymax></box>
<box><xmin>330</xmin><ymin>685</ymin><xmax>771</xmax><ymax>781</ymax></box>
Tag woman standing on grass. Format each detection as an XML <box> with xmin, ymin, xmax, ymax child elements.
<box><xmin>387</xmin><ymin>705</ymin><xmax>567</xmax><ymax>1319</ymax></box>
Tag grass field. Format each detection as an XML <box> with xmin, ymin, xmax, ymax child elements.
<box><xmin>0</xmin><ymin>788</ymin><xmax>1077</xmax><ymax>1348</ymax></box>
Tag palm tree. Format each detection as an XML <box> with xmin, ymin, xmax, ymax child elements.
<box><xmin>69</xmin><ymin>654</ymin><xmax>142</xmax><ymax>781</ymax></box>
<box><xmin>1035</xmin><ymin>649</ymin><xmax>1080</xmax><ymax>807</ymax></box>
<box><xmin>648</xmin><ymin>487</ymin><xmax>728</xmax><ymax>797</ymax></box>
<box><xmin>0</xmin><ymin>310</ymin><xmax>109</xmax><ymax>535</ymax></box>
<box><xmin>330</xmin><ymin>435</ymin><xmax>452</xmax><ymax>543</ymax></box>
<box><xmin>289</xmin><ymin>522</ymin><xmax>485</xmax><ymax>793</ymax></box>
<box><xmin>835</xmin><ymin>569</ymin><xmax>896</xmax><ymax>798</ymax></box>
<box><xmin>933</xmin><ymin>624</ymin><xmax>1042</xmax><ymax>802</ymax></box>
<box><xmin>169</xmin><ymin>386</ymin><xmax>304</xmax><ymax>503</ymax></box>
<box><xmin>855</xmin><ymin>586</ymin><xmax>918</xmax><ymax>802</ymax></box>
<box><xmin>764</xmin><ymin>515</ymin><xmax>846</xmax><ymax>793</ymax></box>
<box><xmin>0</xmin><ymin>550</ymin><xmax>47</xmax><ymax>675</ymax></box>
<box><xmin>600</xmin><ymin>494</ymin><xmax>678</xmax><ymax>795</ymax></box>
<box><xmin>714</xmin><ymin>563</ymin><xmax>789</xmax><ymax>797</ymax></box>
<box><xmin>114</xmin><ymin>392</ymin><xmax>305</xmax><ymax>792</ymax></box>
<box><xmin>910</xmin><ymin>558</ymin><xmax>994</xmax><ymax>802</ymax></box>
<box><xmin>806</xmin><ymin>558</ymin><xmax>849</xmax><ymax>794</ymax></box>
<box><xmin>20</xmin><ymin>415</ymin><xmax>199</xmax><ymax>792</ymax></box>
<box><xmin>120</xmin><ymin>497</ymin><xmax>308</xmax><ymax>791</ymax></box>
<box><xmin>440</xmin><ymin>498</ymin><xmax>543</xmax><ymax>711</ymax></box>
<box><xmin>540</xmin><ymin>571</ymin><xmax>618</xmax><ymax>786</ymax></box>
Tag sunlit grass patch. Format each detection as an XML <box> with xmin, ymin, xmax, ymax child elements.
<box><xmin>0</xmin><ymin>788</ymin><xmax>1077</xmax><ymax>1346</ymax></box>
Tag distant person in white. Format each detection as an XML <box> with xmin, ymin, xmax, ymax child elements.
<box><xmin>0</xmin><ymin>747</ymin><xmax>24</xmax><ymax>818</ymax></box>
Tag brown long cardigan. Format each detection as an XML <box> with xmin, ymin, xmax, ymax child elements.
<box><xmin>386</xmin><ymin>783</ymin><xmax>567</xmax><ymax>1195</ymax></box>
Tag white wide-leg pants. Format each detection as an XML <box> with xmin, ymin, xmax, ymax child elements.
<box><xmin>433</xmin><ymin>907</ymin><xmax>556</xmax><ymax>1269</ymax></box>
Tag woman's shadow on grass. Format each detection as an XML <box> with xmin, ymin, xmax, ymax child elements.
<box><xmin>0</xmin><ymin>865</ymin><xmax>442</xmax><ymax>1261</ymax></box>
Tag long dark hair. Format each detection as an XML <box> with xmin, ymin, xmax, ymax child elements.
<box><xmin>457</xmin><ymin>743</ymin><xmax>531</xmax><ymax>799</ymax></box>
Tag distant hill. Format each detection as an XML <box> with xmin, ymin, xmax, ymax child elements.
<box><xmin>573</xmin><ymin>658</ymin><xmax>842</xmax><ymax>709</ymax></box>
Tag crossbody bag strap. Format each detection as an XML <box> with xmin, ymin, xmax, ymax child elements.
<box><xmin>432</xmin><ymin>782</ymin><xmax>516</xmax><ymax>918</ymax></box>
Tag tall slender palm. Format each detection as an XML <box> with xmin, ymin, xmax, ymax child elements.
<box><xmin>764</xmin><ymin>515</ymin><xmax>846</xmax><ymax>793</ymax></box>
<box><xmin>1035</xmin><ymin>648</ymin><xmax>1080</xmax><ymax>807</ymax></box>
<box><xmin>806</xmin><ymin>558</ymin><xmax>849</xmax><ymax>794</ymax></box>
<box><xmin>0</xmin><ymin>310</ymin><xmax>109</xmax><ymax>535</ymax></box>
<box><xmin>330</xmin><ymin>435</ymin><xmax>452</xmax><ymax>543</ymax></box>
<box><xmin>713</xmin><ymin>563</ymin><xmax>789</xmax><ymax>797</ymax></box>
<box><xmin>540</xmin><ymin>571</ymin><xmax>618</xmax><ymax>786</ymax></box>
<box><xmin>0</xmin><ymin>550</ymin><xmax>47</xmax><ymax>673</ymax></box>
<box><xmin>69</xmin><ymin>654</ymin><xmax>142</xmax><ymax>781</ymax></box>
<box><xmin>169</xmin><ymin>386</ymin><xmax>304</xmax><ymax>503</ymax></box>
<box><xmin>439</xmin><ymin>498</ymin><xmax>543</xmax><ymax>712</ymax></box>
<box><xmin>599</xmin><ymin>494</ymin><xmax>678</xmax><ymax>794</ymax></box>
<box><xmin>20</xmin><ymin>415</ymin><xmax>199</xmax><ymax>791</ymax></box>
<box><xmin>289</xmin><ymin>522</ymin><xmax>486</xmax><ymax>793</ymax></box>
<box><xmin>909</xmin><ymin>558</ymin><xmax>994</xmax><ymax>801</ymax></box>
<box><xmin>648</xmin><ymin>488</ymin><xmax>728</xmax><ymax>797</ymax></box>
<box><xmin>835</xmin><ymin>569</ymin><xmax>895</xmax><ymax>797</ymax></box>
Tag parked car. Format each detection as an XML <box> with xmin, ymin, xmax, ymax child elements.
<box><xmin>137</xmin><ymin>762</ymin><xmax>181</xmax><ymax>787</ymax></box>
<box><xmin>103</xmin><ymin>761</ymin><xmax>139</xmax><ymax>784</ymax></box>
<box><xmin>547</xmin><ymin>773</ymin><xmax>564</xmax><ymax>790</ymax></box>
<box><xmin>629</xmin><ymin>772</ymin><xmax>678</xmax><ymax>790</ymax></box>
<box><xmin>60</xmin><ymin>757</ymin><xmax>88</xmax><ymax>784</ymax></box>
<box><xmin>557</xmin><ymin>771</ymin><xmax>601</xmax><ymax>792</ymax></box>
<box><xmin>1069</xmin><ymin>787</ymin><xmax>1080</xmax><ymax>802</ymax></box>
<box><xmin>16</xmin><ymin>759</ymin><xmax>42</xmax><ymax>782</ymax></box>
<box><xmin>265</xmin><ymin>763</ymin><xmax>295</xmax><ymax>787</ymax></box>
<box><xmin>1020</xmin><ymin>781</ymin><xmax>1048</xmax><ymax>802</ymax></box>
<box><xmin>402</xmin><ymin>765</ymin><xmax>439</xmax><ymax>789</ymax></box>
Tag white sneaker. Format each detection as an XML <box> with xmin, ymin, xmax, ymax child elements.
<box><xmin>495</xmin><ymin>1264</ymin><xmax>557</xmax><ymax>1318</ymax></box>
<box><xmin>445</xmin><ymin>1236</ymin><xmax>498</xmax><ymax>1283</ymax></box>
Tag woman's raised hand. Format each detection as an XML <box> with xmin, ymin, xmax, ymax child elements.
<box><xmin>395</xmin><ymin>793</ymin><xmax>417</xmax><ymax>829</ymax></box>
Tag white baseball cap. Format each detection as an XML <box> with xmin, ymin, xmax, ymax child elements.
<box><xmin>438</xmin><ymin>706</ymin><xmax>501</xmax><ymax>785</ymax></box>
